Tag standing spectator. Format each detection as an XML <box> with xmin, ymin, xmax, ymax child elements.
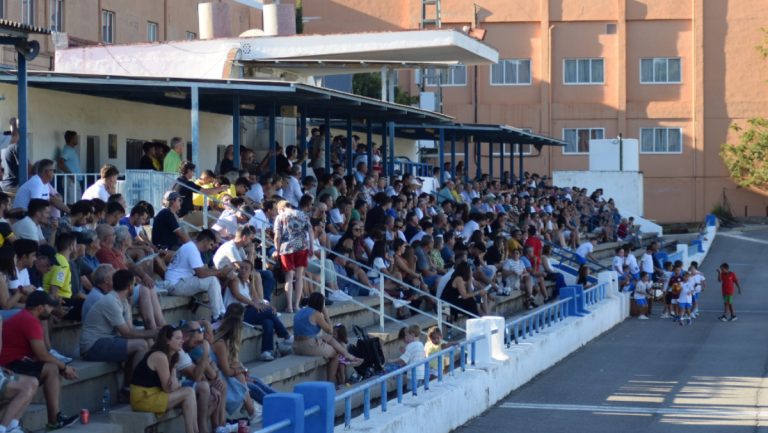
<box><xmin>273</xmin><ymin>200</ymin><xmax>312</xmax><ymax>313</ymax></box>
<box><xmin>574</xmin><ymin>238</ymin><xmax>597</xmax><ymax>265</ymax></box>
<box><xmin>11</xmin><ymin>159</ymin><xmax>54</xmax><ymax>211</ymax></box>
<box><xmin>130</xmin><ymin>325</ymin><xmax>198</xmax><ymax>433</ymax></box>
<box><xmin>57</xmin><ymin>130</ymin><xmax>82</xmax><ymax>204</ymax></box>
<box><xmin>139</xmin><ymin>142</ymin><xmax>159</xmax><ymax>170</ymax></box>
<box><xmin>165</xmin><ymin>230</ymin><xmax>233</xmax><ymax>321</ymax></box>
<box><xmin>174</xmin><ymin>161</ymin><xmax>227</xmax><ymax>218</ymax></box>
<box><xmin>0</xmin><ymin>291</ymin><xmax>79</xmax><ymax>430</ymax></box>
<box><xmin>152</xmin><ymin>191</ymin><xmax>190</xmax><ymax>251</ymax></box>
<box><xmin>80</xmin><ymin>269</ymin><xmax>156</xmax><ymax>386</ymax></box>
<box><xmin>717</xmin><ymin>262</ymin><xmax>742</xmax><ymax>322</ymax></box>
<box><xmin>0</xmin><ymin>120</ymin><xmax>19</xmax><ymax>193</ymax></box>
<box><xmin>163</xmin><ymin>137</ymin><xmax>185</xmax><ymax>174</ymax></box>
<box><xmin>81</xmin><ymin>164</ymin><xmax>119</xmax><ymax>202</ymax></box>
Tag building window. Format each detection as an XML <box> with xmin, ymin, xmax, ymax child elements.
<box><xmin>20</xmin><ymin>0</ymin><xmax>34</xmax><ymax>25</ymax></box>
<box><xmin>563</xmin><ymin>128</ymin><xmax>604</xmax><ymax>154</ymax></box>
<box><xmin>563</xmin><ymin>58</ymin><xmax>604</xmax><ymax>85</ymax></box>
<box><xmin>186</xmin><ymin>31</ymin><xmax>197</xmax><ymax>40</ymax></box>
<box><xmin>640</xmin><ymin>127</ymin><xmax>682</xmax><ymax>153</ymax></box>
<box><xmin>640</xmin><ymin>57</ymin><xmax>681</xmax><ymax>84</ymax></box>
<box><xmin>491</xmin><ymin>59</ymin><xmax>531</xmax><ymax>85</ymax></box>
<box><xmin>0</xmin><ymin>1</ymin><xmax>6</xmax><ymax>19</ymax></box>
<box><xmin>147</xmin><ymin>21</ymin><xmax>158</xmax><ymax>42</ymax></box>
<box><xmin>513</xmin><ymin>128</ymin><xmax>534</xmax><ymax>155</ymax></box>
<box><xmin>101</xmin><ymin>9</ymin><xmax>115</xmax><ymax>44</ymax></box>
<box><xmin>50</xmin><ymin>0</ymin><xmax>64</xmax><ymax>32</ymax></box>
<box><xmin>424</xmin><ymin>64</ymin><xmax>467</xmax><ymax>87</ymax></box>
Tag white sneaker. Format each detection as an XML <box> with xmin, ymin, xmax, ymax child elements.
<box><xmin>49</xmin><ymin>349</ymin><xmax>72</xmax><ymax>365</ymax></box>
<box><xmin>278</xmin><ymin>336</ymin><xmax>294</xmax><ymax>353</ymax></box>
<box><xmin>659</xmin><ymin>313</ymin><xmax>670</xmax><ymax>319</ymax></box>
<box><xmin>259</xmin><ymin>351</ymin><xmax>275</xmax><ymax>361</ymax></box>
<box><xmin>637</xmin><ymin>315</ymin><xmax>648</xmax><ymax>320</ymax></box>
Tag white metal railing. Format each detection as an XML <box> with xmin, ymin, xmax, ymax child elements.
<box><xmin>53</xmin><ymin>170</ymin><xmax>177</xmax><ymax>209</ymax></box>
<box><xmin>53</xmin><ymin>173</ymin><xmax>101</xmax><ymax>204</ymax></box>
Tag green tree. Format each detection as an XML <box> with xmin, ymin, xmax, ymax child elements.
<box><xmin>295</xmin><ymin>0</ymin><xmax>303</xmax><ymax>34</ymax></box>
<box><xmin>352</xmin><ymin>73</ymin><xmax>420</xmax><ymax>106</ymax></box>
<box><xmin>720</xmin><ymin>28</ymin><xmax>768</xmax><ymax>189</ymax></box>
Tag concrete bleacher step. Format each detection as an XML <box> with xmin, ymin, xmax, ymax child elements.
<box><xmin>109</xmin><ymin>404</ymin><xmax>183</xmax><ymax>433</ymax></box>
<box><xmin>30</xmin><ymin>360</ymin><xmax>121</xmax><ymax>417</ymax></box>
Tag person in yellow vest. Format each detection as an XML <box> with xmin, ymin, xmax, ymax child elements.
<box><xmin>192</xmin><ymin>170</ymin><xmax>217</xmax><ymax>207</ymax></box>
<box><xmin>43</xmin><ymin>232</ymin><xmax>84</xmax><ymax>321</ymax></box>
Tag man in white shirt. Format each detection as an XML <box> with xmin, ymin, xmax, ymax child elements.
<box><xmin>12</xmin><ymin>199</ymin><xmax>51</xmax><ymax>244</ymax></box>
<box><xmin>282</xmin><ymin>165</ymin><xmax>303</xmax><ymax>208</ymax></box>
<box><xmin>611</xmin><ymin>247</ymin><xmax>625</xmax><ymax>274</ymax></box>
<box><xmin>165</xmin><ymin>229</ymin><xmax>235</xmax><ymax>321</ymax></box>
<box><xmin>212</xmin><ymin>205</ymin><xmax>252</xmax><ymax>241</ymax></box>
<box><xmin>640</xmin><ymin>245</ymin><xmax>655</xmax><ymax>276</ymax></box>
<box><xmin>9</xmin><ymin>238</ymin><xmax>38</xmax><ymax>297</ymax></box>
<box><xmin>574</xmin><ymin>239</ymin><xmax>597</xmax><ymax>264</ymax></box>
<box><xmin>623</xmin><ymin>245</ymin><xmax>640</xmax><ymax>278</ymax></box>
<box><xmin>12</xmin><ymin>159</ymin><xmax>54</xmax><ymax>211</ymax></box>
<box><xmin>82</xmin><ymin>164</ymin><xmax>119</xmax><ymax>202</ymax></box>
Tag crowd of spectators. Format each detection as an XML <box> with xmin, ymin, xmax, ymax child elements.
<box><xmin>0</xmin><ymin>124</ymin><xmax>639</xmax><ymax>433</ymax></box>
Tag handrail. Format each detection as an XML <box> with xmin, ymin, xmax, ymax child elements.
<box><xmin>543</xmin><ymin>239</ymin><xmax>610</xmax><ymax>273</ymax></box>
<box><xmin>334</xmin><ymin>332</ymin><xmax>485</xmax><ymax>428</ymax></box>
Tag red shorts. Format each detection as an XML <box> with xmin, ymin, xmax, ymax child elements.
<box><xmin>280</xmin><ymin>249</ymin><xmax>309</xmax><ymax>271</ymax></box>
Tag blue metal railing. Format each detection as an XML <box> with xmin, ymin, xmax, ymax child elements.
<box><xmin>334</xmin><ymin>333</ymin><xmax>484</xmax><ymax>428</ymax></box>
<box><xmin>544</xmin><ymin>240</ymin><xmax>609</xmax><ymax>273</ymax></box>
<box><xmin>393</xmin><ymin>160</ymin><xmax>433</xmax><ymax>177</ymax></box>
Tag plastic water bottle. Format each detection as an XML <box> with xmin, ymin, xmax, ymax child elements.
<box><xmin>101</xmin><ymin>387</ymin><xmax>111</xmax><ymax>414</ymax></box>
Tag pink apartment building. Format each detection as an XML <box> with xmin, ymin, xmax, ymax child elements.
<box><xmin>304</xmin><ymin>0</ymin><xmax>768</xmax><ymax>223</ymax></box>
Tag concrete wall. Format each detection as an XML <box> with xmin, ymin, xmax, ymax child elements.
<box><xmin>0</xmin><ymin>83</ymin><xmax>232</xmax><ymax>172</ymax></box>
<box><xmin>339</xmin><ymin>291</ymin><xmax>629</xmax><ymax>433</ymax></box>
<box><xmin>552</xmin><ymin>170</ymin><xmax>644</xmax><ymax>218</ymax></box>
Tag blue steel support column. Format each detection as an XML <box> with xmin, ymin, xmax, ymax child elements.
<box><xmin>324</xmin><ymin>113</ymin><xmax>331</xmax><ymax>172</ymax></box>
<box><xmin>488</xmin><ymin>142</ymin><xmax>494</xmax><ymax>181</ymax></box>
<box><xmin>346</xmin><ymin>117</ymin><xmax>353</xmax><ymax>174</ymax></box>
<box><xmin>499</xmin><ymin>143</ymin><xmax>504</xmax><ymax>184</ymax></box>
<box><xmin>366</xmin><ymin>120</ymin><xmax>373</xmax><ymax>173</ymax></box>
<box><xmin>475</xmin><ymin>141</ymin><xmax>481</xmax><ymax>180</ymax></box>
<box><xmin>232</xmin><ymin>95</ymin><xmax>241</xmax><ymax>170</ymax></box>
<box><xmin>380</xmin><ymin>122</ymin><xmax>387</xmax><ymax>176</ymax></box>
<box><xmin>463</xmin><ymin>135</ymin><xmax>469</xmax><ymax>183</ymax></box>
<box><xmin>299</xmin><ymin>107</ymin><xmax>307</xmax><ymax>178</ymax></box>
<box><xmin>17</xmin><ymin>53</ymin><xmax>28</xmax><ymax>183</ymax></box>
<box><xmin>518</xmin><ymin>143</ymin><xmax>524</xmax><ymax>183</ymax></box>
<box><xmin>269</xmin><ymin>103</ymin><xmax>276</xmax><ymax>174</ymax></box>
<box><xmin>438</xmin><ymin>128</ymin><xmax>445</xmax><ymax>185</ymax></box>
<box><xmin>388</xmin><ymin>121</ymin><xmax>396</xmax><ymax>177</ymax></box>
<box><xmin>450</xmin><ymin>131</ymin><xmax>456</xmax><ymax>179</ymax></box>
<box><xmin>510</xmin><ymin>144</ymin><xmax>515</xmax><ymax>183</ymax></box>
<box><xmin>190</xmin><ymin>86</ymin><xmax>200</xmax><ymax>175</ymax></box>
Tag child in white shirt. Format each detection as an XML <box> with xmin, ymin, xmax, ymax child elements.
<box><xmin>688</xmin><ymin>261</ymin><xmax>706</xmax><ymax>318</ymax></box>
<box><xmin>388</xmin><ymin>325</ymin><xmax>426</xmax><ymax>382</ymax></box>
<box><xmin>678</xmin><ymin>273</ymin><xmax>695</xmax><ymax>325</ymax></box>
<box><xmin>633</xmin><ymin>272</ymin><xmax>652</xmax><ymax>320</ymax></box>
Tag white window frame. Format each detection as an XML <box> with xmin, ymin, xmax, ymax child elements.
<box><xmin>147</xmin><ymin>21</ymin><xmax>158</xmax><ymax>42</ymax></box>
<box><xmin>20</xmin><ymin>0</ymin><xmax>34</xmax><ymax>25</ymax></box>
<box><xmin>50</xmin><ymin>0</ymin><xmax>63</xmax><ymax>32</ymax></box>
<box><xmin>563</xmin><ymin>58</ymin><xmax>604</xmax><ymax>85</ymax></box>
<box><xmin>639</xmin><ymin>127</ymin><xmax>683</xmax><ymax>154</ymax></box>
<box><xmin>186</xmin><ymin>31</ymin><xmax>197</xmax><ymax>40</ymax></box>
<box><xmin>101</xmin><ymin>9</ymin><xmax>115</xmax><ymax>44</ymax></box>
<box><xmin>640</xmin><ymin>57</ymin><xmax>681</xmax><ymax>84</ymax></box>
<box><xmin>423</xmin><ymin>64</ymin><xmax>467</xmax><ymax>87</ymax></box>
<box><xmin>490</xmin><ymin>59</ymin><xmax>532</xmax><ymax>86</ymax></box>
<box><xmin>562</xmin><ymin>128</ymin><xmax>605</xmax><ymax>154</ymax></box>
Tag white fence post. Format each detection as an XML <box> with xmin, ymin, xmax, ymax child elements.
<box><xmin>202</xmin><ymin>195</ymin><xmax>209</xmax><ymax>229</ymax></box>
<box><xmin>437</xmin><ymin>298</ymin><xmax>443</xmax><ymax>335</ymax></box>
<box><xmin>320</xmin><ymin>247</ymin><xmax>326</xmax><ymax>296</ymax></box>
<box><xmin>260</xmin><ymin>228</ymin><xmax>267</xmax><ymax>271</ymax></box>
<box><xmin>379</xmin><ymin>276</ymin><xmax>385</xmax><ymax>331</ymax></box>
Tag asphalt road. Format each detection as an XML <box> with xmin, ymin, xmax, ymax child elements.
<box><xmin>453</xmin><ymin>228</ymin><xmax>768</xmax><ymax>433</ymax></box>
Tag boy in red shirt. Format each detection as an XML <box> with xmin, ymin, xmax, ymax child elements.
<box><xmin>717</xmin><ymin>262</ymin><xmax>742</xmax><ymax>322</ymax></box>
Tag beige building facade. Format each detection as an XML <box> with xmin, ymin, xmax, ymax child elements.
<box><xmin>303</xmin><ymin>0</ymin><xmax>768</xmax><ymax>223</ymax></box>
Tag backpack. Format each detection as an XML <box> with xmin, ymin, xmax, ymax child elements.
<box><xmin>349</xmin><ymin>325</ymin><xmax>385</xmax><ymax>377</ymax></box>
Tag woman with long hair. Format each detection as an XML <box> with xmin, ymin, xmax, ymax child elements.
<box><xmin>440</xmin><ymin>261</ymin><xmax>485</xmax><ymax>320</ymax></box>
<box><xmin>292</xmin><ymin>292</ymin><xmax>363</xmax><ymax>384</ymax></box>
<box><xmin>130</xmin><ymin>325</ymin><xmax>198</xmax><ymax>433</ymax></box>
<box><xmin>212</xmin><ymin>304</ymin><xmax>256</xmax><ymax>418</ymax></box>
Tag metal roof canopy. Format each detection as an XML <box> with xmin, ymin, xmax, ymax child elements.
<box><xmin>0</xmin><ymin>71</ymin><xmax>453</xmax><ymax>124</ymax></box>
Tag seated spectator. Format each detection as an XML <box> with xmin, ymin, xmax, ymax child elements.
<box><xmin>210</xmin><ymin>305</ymin><xmax>256</xmax><ymax>419</ymax></box>
<box><xmin>103</xmin><ymin>201</ymin><xmax>126</xmax><ymax>227</ymax></box>
<box><xmin>11</xmin><ymin>159</ymin><xmax>54</xmax><ymax>212</ymax></box>
<box><xmin>75</xmin><ymin>230</ymin><xmax>101</xmax><ymax>282</ymax></box>
<box><xmin>501</xmin><ymin>248</ymin><xmax>525</xmax><ymax>295</ymax></box>
<box><xmin>152</xmin><ymin>191</ymin><xmax>191</xmax><ymax>251</ymax></box>
<box><xmin>541</xmin><ymin>245</ymin><xmax>565</xmax><ymax>299</ymax></box>
<box><xmin>165</xmin><ymin>229</ymin><xmax>233</xmax><ymax>321</ymax></box>
<box><xmin>177</xmin><ymin>320</ymin><xmax>229</xmax><ymax>433</ymax></box>
<box><xmin>384</xmin><ymin>324</ymin><xmax>425</xmax><ymax>384</ymax></box>
<box><xmin>60</xmin><ymin>200</ymin><xmax>94</xmax><ymax>234</ymax></box>
<box><xmin>211</xmin><ymin>204</ymin><xmax>252</xmax><ymax>241</ymax></box>
<box><xmin>129</xmin><ymin>325</ymin><xmax>198</xmax><ymax>433</ymax></box>
<box><xmin>1</xmin><ymin>240</ymin><xmax>37</xmax><ymax>317</ymax></box>
<box><xmin>224</xmin><ymin>260</ymin><xmax>292</xmax><ymax>361</ymax></box>
<box><xmin>80</xmin><ymin>269</ymin><xmax>156</xmax><ymax>388</ymax></box>
<box><xmin>522</xmin><ymin>246</ymin><xmax>549</xmax><ymax>304</ymax></box>
<box><xmin>82</xmin><ymin>164</ymin><xmax>119</xmax><ymax>201</ymax></box>
<box><xmin>292</xmin><ymin>293</ymin><xmax>362</xmax><ymax>382</ymax></box>
<box><xmin>0</xmin><ymin>313</ymin><xmax>39</xmax><ymax>433</ymax></box>
<box><xmin>331</xmin><ymin>247</ymin><xmax>373</xmax><ymax>297</ymax></box>
<box><xmin>414</xmin><ymin>235</ymin><xmax>441</xmax><ymax>291</ymax></box>
<box><xmin>213</xmin><ymin>225</ymin><xmax>275</xmax><ymax>303</ymax></box>
<box><xmin>95</xmin><ymin>224</ymin><xmax>166</xmax><ymax>330</ymax></box>
<box><xmin>440</xmin><ymin>261</ymin><xmax>484</xmax><ymax>319</ymax></box>
<box><xmin>0</xmin><ymin>291</ymin><xmax>79</xmax><ymax>430</ymax></box>
<box><xmin>82</xmin><ymin>264</ymin><xmax>114</xmax><ymax>320</ymax></box>
<box><xmin>43</xmin><ymin>232</ymin><xmax>84</xmax><ymax>321</ymax></box>
<box><xmin>12</xmin><ymin>198</ymin><xmax>50</xmax><ymax>244</ymax></box>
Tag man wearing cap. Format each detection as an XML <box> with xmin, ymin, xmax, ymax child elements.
<box><xmin>152</xmin><ymin>191</ymin><xmax>190</xmax><ymax>251</ymax></box>
<box><xmin>0</xmin><ymin>291</ymin><xmax>79</xmax><ymax>430</ymax></box>
<box><xmin>80</xmin><ymin>269</ymin><xmax>156</xmax><ymax>387</ymax></box>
